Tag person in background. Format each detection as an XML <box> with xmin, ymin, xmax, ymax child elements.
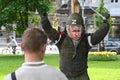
<box><xmin>40</xmin><ymin>12</ymin><xmax>110</xmax><ymax>80</ymax></box>
<box><xmin>5</xmin><ymin>27</ymin><xmax>68</xmax><ymax>80</ymax></box>
<box><xmin>8</xmin><ymin>36</ymin><xmax>18</xmax><ymax>54</ymax></box>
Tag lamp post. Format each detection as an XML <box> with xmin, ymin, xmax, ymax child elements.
<box><xmin>82</xmin><ymin>0</ymin><xmax>86</xmax><ymax>29</ymax></box>
<box><xmin>82</xmin><ymin>0</ymin><xmax>84</xmax><ymax>19</ymax></box>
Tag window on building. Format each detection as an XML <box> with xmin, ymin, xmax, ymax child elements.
<box><xmin>61</xmin><ymin>0</ymin><xmax>68</xmax><ymax>4</ymax></box>
<box><xmin>92</xmin><ymin>0</ymin><xmax>96</xmax><ymax>3</ymax></box>
<box><xmin>111</xmin><ymin>0</ymin><xmax>118</xmax><ymax>3</ymax></box>
<box><xmin>62</xmin><ymin>0</ymin><xmax>65</xmax><ymax>4</ymax></box>
<box><xmin>111</xmin><ymin>0</ymin><xmax>114</xmax><ymax>2</ymax></box>
<box><xmin>115</xmin><ymin>0</ymin><xmax>118</xmax><ymax>2</ymax></box>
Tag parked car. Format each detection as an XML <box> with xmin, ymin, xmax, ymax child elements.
<box><xmin>90</xmin><ymin>41</ymin><xmax>120</xmax><ymax>55</ymax></box>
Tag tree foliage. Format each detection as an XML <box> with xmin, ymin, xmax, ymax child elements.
<box><xmin>94</xmin><ymin>0</ymin><xmax>113</xmax><ymax>28</ymax></box>
<box><xmin>0</xmin><ymin>0</ymin><xmax>53</xmax><ymax>35</ymax></box>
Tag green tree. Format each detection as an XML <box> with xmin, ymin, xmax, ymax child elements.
<box><xmin>0</xmin><ymin>0</ymin><xmax>54</xmax><ymax>35</ymax></box>
<box><xmin>93</xmin><ymin>0</ymin><xmax>113</xmax><ymax>51</ymax></box>
<box><xmin>94</xmin><ymin>0</ymin><xmax>113</xmax><ymax>28</ymax></box>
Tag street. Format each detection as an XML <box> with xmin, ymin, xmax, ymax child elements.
<box><xmin>0</xmin><ymin>44</ymin><xmax>59</xmax><ymax>54</ymax></box>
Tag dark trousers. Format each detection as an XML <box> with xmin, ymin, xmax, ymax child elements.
<box><xmin>67</xmin><ymin>72</ymin><xmax>90</xmax><ymax>80</ymax></box>
<box><xmin>12</xmin><ymin>46</ymin><xmax>16</xmax><ymax>54</ymax></box>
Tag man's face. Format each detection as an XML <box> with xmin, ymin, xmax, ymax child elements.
<box><xmin>69</xmin><ymin>25</ymin><xmax>83</xmax><ymax>41</ymax></box>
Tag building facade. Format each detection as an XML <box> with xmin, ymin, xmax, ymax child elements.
<box><xmin>83</xmin><ymin>0</ymin><xmax>120</xmax><ymax>39</ymax></box>
<box><xmin>56</xmin><ymin>0</ymin><xmax>120</xmax><ymax>39</ymax></box>
<box><xmin>0</xmin><ymin>0</ymin><xmax>120</xmax><ymax>44</ymax></box>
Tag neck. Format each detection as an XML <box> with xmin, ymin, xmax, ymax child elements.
<box><xmin>24</xmin><ymin>52</ymin><xmax>44</xmax><ymax>62</ymax></box>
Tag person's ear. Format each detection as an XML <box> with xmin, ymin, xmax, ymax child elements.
<box><xmin>43</xmin><ymin>44</ymin><xmax>46</xmax><ymax>53</ymax></box>
<box><xmin>20</xmin><ymin>43</ymin><xmax>25</xmax><ymax>51</ymax></box>
<box><xmin>40</xmin><ymin>44</ymin><xmax>46</xmax><ymax>53</ymax></box>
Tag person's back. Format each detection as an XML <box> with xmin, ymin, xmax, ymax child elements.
<box><xmin>5</xmin><ymin>61</ymin><xmax>68</xmax><ymax>80</ymax></box>
<box><xmin>4</xmin><ymin>27</ymin><xmax>68</xmax><ymax>80</ymax></box>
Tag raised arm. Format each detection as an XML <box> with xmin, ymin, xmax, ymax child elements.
<box><xmin>90</xmin><ymin>14</ymin><xmax>110</xmax><ymax>45</ymax></box>
<box><xmin>40</xmin><ymin>12</ymin><xmax>58</xmax><ymax>42</ymax></box>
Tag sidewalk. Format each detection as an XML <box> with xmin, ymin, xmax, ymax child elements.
<box><xmin>45</xmin><ymin>45</ymin><xmax>59</xmax><ymax>54</ymax></box>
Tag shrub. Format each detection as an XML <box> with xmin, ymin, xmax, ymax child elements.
<box><xmin>88</xmin><ymin>51</ymin><xmax>118</xmax><ymax>61</ymax></box>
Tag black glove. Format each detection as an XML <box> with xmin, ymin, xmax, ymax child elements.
<box><xmin>103</xmin><ymin>13</ymin><xmax>110</xmax><ymax>23</ymax></box>
<box><xmin>40</xmin><ymin>12</ymin><xmax>48</xmax><ymax>17</ymax></box>
<box><xmin>104</xmin><ymin>13</ymin><xmax>110</xmax><ymax>20</ymax></box>
<box><xmin>40</xmin><ymin>12</ymin><xmax>48</xmax><ymax>19</ymax></box>
<box><xmin>40</xmin><ymin>12</ymin><xmax>48</xmax><ymax>22</ymax></box>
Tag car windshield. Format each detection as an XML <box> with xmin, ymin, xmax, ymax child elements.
<box><xmin>105</xmin><ymin>43</ymin><xmax>118</xmax><ymax>47</ymax></box>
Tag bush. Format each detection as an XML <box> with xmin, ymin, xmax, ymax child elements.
<box><xmin>88</xmin><ymin>51</ymin><xmax>118</xmax><ymax>61</ymax></box>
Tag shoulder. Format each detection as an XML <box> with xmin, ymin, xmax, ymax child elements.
<box><xmin>84</xmin><ymin>33</ymin><xmax>93</xmax><ymax>47</ymax></box>
<box><xmin>51</xmin><ymin>68</ymin><xmax>68</xmax><ymax>80</ymax></box>
<box><xmin>84</xmin><ymin>33</ymin><xmax>92</xmax><ymax>37</ymax></box>
<box><xmin>82</xmin><ymin>33</ymin><xmax>92</xmax><ymax>41</ymax></box>
<box><xmin>42</xmin><ymin>66</ymin><xmax>68</xmax><ymax>80</ymax></box>
<box><xmin>4</xmin><ymin>74</ymin><xmax>11</xmax><ymax>80</ymax></box>
<box><xmin>45</xmin><ymin>66</ymin><xmax>64</xmax><ymax>75</ymax></box>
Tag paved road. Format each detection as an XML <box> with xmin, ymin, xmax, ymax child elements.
<box><xmin>0</xmin><ymin>45</ymin><xmax>59</xmax><ymax>54</ymax></box>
